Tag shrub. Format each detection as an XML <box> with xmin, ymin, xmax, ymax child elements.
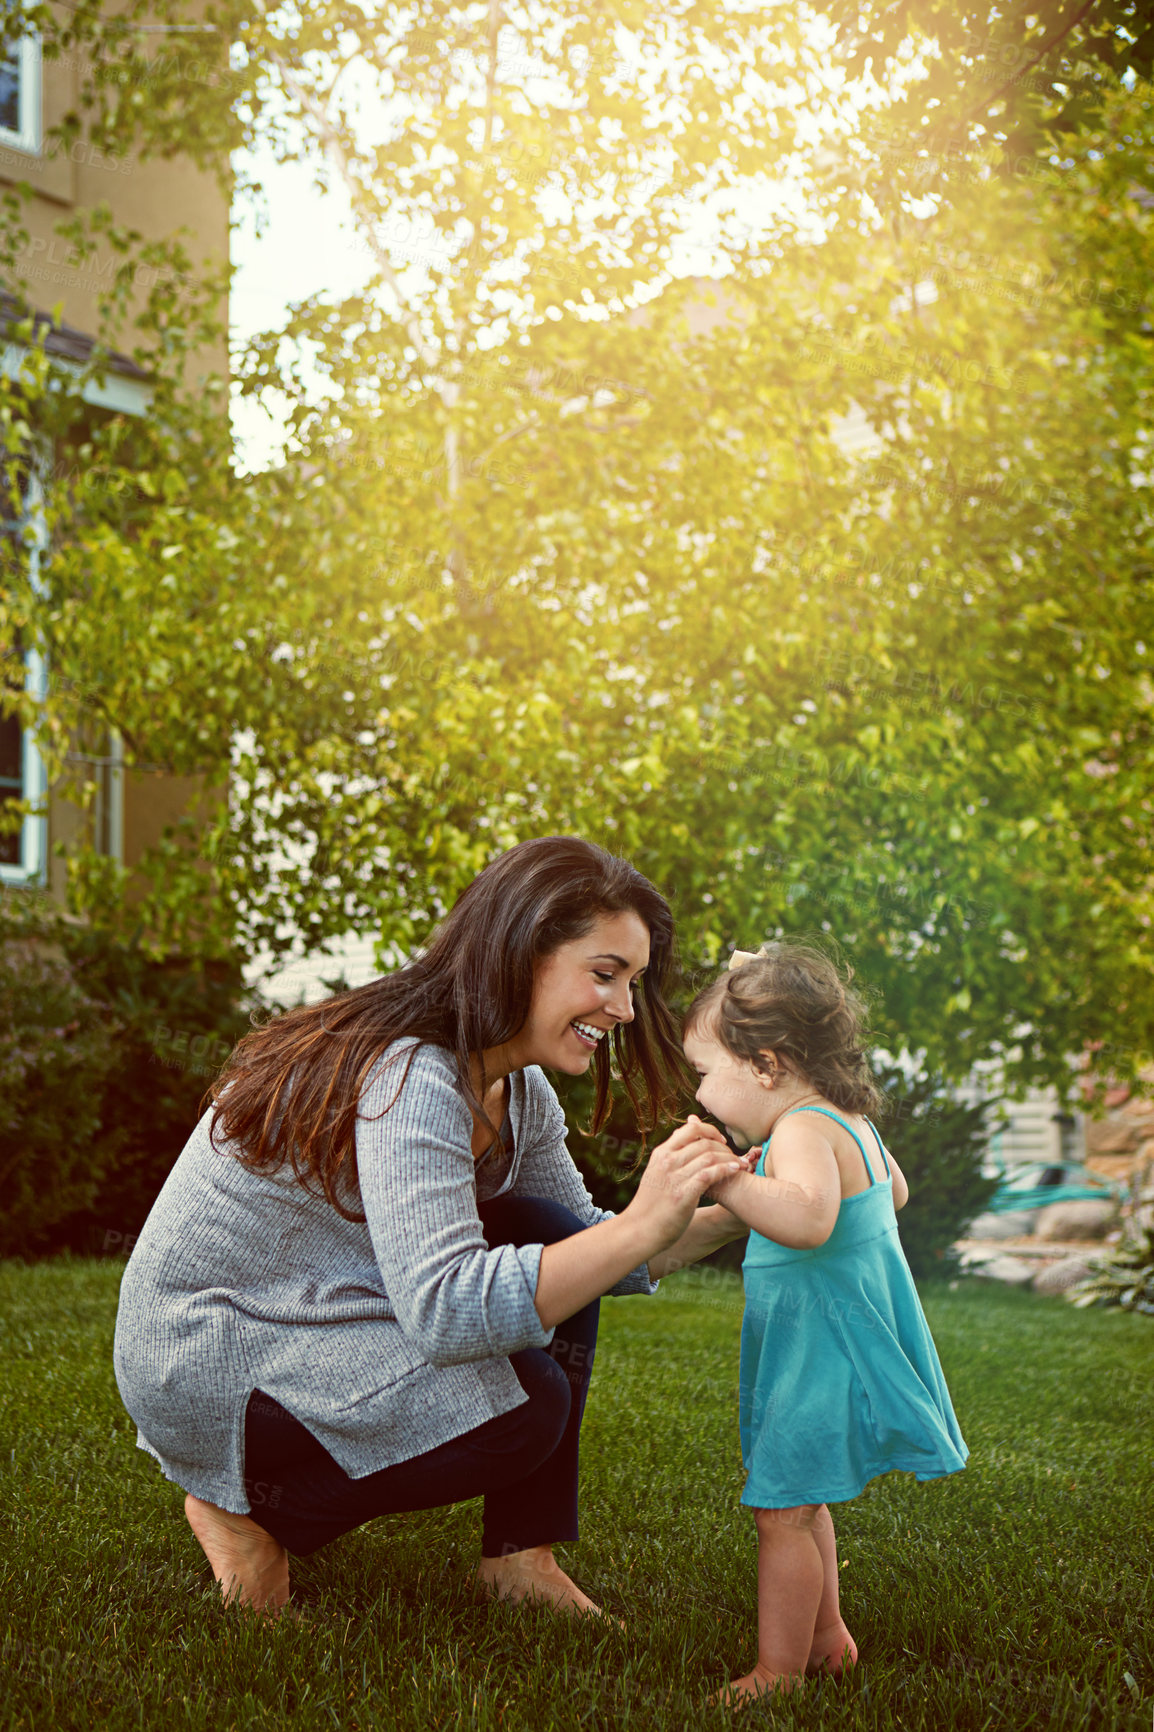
<box><xmin>873</xmin><ymin>1062</ymin><xmax>1002</xmax><ymax>1280</ymax></box>
<box><xmin>0</xmin><ymin>889</ymin><xmax>259</xmax><ymax>1258</ymax></box>
<box><xmin>0</xmin><ymin>904</ymin><xmax>118</xmax><ymax>1254</ymax></box>
<box><xmin>551</xmin><ymin>1069</ymin><xmax>652</xmax><ymax>1216</ymax></box>
<box><xmin>1066</xmin><ymin>1220</ymin><xmax>1154</xmax><ymax>1315</ymax></box>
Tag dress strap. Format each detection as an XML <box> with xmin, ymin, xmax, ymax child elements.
<box><xmin>775</xmin><ymin>1105</ymin><xmax>879</xmax><ymax>1187</ymax></box>
<box><xmin>864</xmin><ymin>1118</ymin><xmax>892</xmax><ymax>1179</ymax></box>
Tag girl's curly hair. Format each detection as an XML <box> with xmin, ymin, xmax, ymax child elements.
<box><xmin>684</xmin><ymin>939</ymin><xmax>883</xmax><ymax>1117</ymax></box>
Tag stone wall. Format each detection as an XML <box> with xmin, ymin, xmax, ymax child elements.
<box><xmin>959</xmin><ymin>1072</ymin><xmax>1154</xmax><ymax>1294</ymax></box>
<box><xmin>1082</xmin><ymin>1077</ymin><xmax>1154</xmax><ymax>1201</ymax></box>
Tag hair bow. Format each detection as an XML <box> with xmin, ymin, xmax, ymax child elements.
<box><xmin>727</xmin><ymin>948</ymin><xmax>760</xmax><ymax>970</ymax></box>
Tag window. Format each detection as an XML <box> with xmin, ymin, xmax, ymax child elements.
<box><xmin>0</xmin><ymin>700</ymin><xmax>22</xmax><ymax>864</ymax></box>
<box><xmin>1</xmin><ymin>454</ymin><xmax>46</xmax><ymax>881</ymax></box>
<box><xmin>0</xmin><ymin>642</ymin><xmax>45</xmax><ymax>879</ymax></box>
<box><xmin>67</xmin><ymin>729</ymin><xmax>124</xmax><ymax>864</ymax></box>
<box><xmin>0</xmin><ymin>20</ymin><xmax>40</xmax><ymax>154</ymax></box>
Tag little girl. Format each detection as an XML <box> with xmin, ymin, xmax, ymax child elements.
<box><xmin>683</xmin><ymin>941</ymin><xmax>968</xmax><ymax>1705</ymax></box>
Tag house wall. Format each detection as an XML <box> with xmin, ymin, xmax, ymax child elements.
<box><xmin>2</xmin><ymin>3</ymin><xmax>230</xmax><ymax>904</ymax></box>
<box><xmin>0</xmin><ymin>3</ymin><xmax>229</xmax><ymax>384</ymax></box>
<box><xmin>989</xmin><ymin>1089</ymin><xmax>1073</xmax><ymax>1167</ymax></box>
<box><xmin>45</xmin><ymin>770</ymin><xmax>226</xmax><ymax>893</ymax></box>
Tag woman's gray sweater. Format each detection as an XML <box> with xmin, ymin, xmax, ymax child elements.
<box><xmin>112</xmin><ymin>1040</ymin><xmax>657</xmax><ymax>1514</ymax></box>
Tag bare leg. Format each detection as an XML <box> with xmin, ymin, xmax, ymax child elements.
<box><xmin>712</xmin><ymin>1504</ymin><xmax>824</xmax><ymax>1706</ymax></box>
<box><xmin>475</xmin><ymin>1544</ymin><xmax>622</xmax><ymax>1626</ymax></box>
<box><xmin>184</xmin><ymin>1493</ymin><xmax>291</xmax><ymax>1615</ymax></box>
<box><xmin>806</xmin><ymin>1504</ymin><xmax>859</xmax><ymax>1676</ymax></box>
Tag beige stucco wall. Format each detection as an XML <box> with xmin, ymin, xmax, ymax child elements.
<box><xmin>47</xmin><ymin>770</ymin><xmax>227</xmax><ymax>898</ymax></box>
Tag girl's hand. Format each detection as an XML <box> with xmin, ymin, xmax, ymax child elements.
<box><xmin>624</xmin><ymin>1115</ymin><xmax>746</xmax><ymax>1253</ymax></box>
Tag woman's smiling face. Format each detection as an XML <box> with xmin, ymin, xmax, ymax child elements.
<box><xmin>511</xmin><ymin>909</ymin><xmax>651</xmax><ymax>1075</ymax></box>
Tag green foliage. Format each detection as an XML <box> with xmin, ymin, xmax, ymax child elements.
<box><xmin>820</xmin><ymin>0</ymin><xmax>1154</xmax><ymax>170</ymax></box>
<box><xmin>550</xmin><ymin>1065</ymin><xmax>652</xmax><ymax>1217</ymax></box>
<box><xmin>0</xmin><ymin>890</ymin><xmax>257</xmax><ymax>1257</ymax></box>
<box><xmin>873</xmin><ymin>1063</ymin><xmax>1002</xmax><ymax>1281</ymax></box>
<box><xmin>1067</xmin><ymin>1220</ymin><xmax>1154</xmax><ymax>1316</ymax></box>
<box><xmin>0</xmin><ymin>895</ymin><xmax>116</xmax><ymax>1254</ymax></box>
<box><xmin>2</xmin><ymin>2</ymin><xmax>1153</xmax><ymax>1097</ymax></box>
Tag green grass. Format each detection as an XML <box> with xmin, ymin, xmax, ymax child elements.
<box><xmin>0</xmin><ymin>1259</ymin><xmax>1150</xmax><ymax>1731</ymax></box>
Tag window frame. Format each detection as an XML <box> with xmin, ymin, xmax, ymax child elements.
<box><xmin>0</xmin><ymin>25</ymin><xmax>41</xmax><ymax>157</ymax></box>
<box><xmin>0</xmin><ymin>342</ymin><xmax>151</xmax><ymax>886</ymax></box>
<box><xmin>1</xmin><ymin>457</ymin><xmax>47</xmax><ymax>883</ymax></box>
<box><xmin>0</xmin><ymin>646</ymin><xmax>48</xmax><ymax>885</ymax></box>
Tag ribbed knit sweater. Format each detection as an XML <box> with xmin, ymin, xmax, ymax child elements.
<box><xmin>113</xmin><ymin>1039</ymin><xmax>657</xmax><ymax>1515</ymax></box>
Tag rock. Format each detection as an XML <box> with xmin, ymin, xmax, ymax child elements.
<box><xmin>1032</xmin><ymin>1256</ymin><xmax>1093</xmax><ymax>1295</ymax></box>
<box><xmin>1033</xmin><ymin>1199</ymin><xmax>1119</xmax><ymax>1241</ymax></box>
<box><xmin>966</xmin><ymin>1210</ymin><xmax>1040</xmax><ymax>1240</ymax></box>
<box><xmin>1085</xmin><ymin>1153</ymin><xmax>1143</xmax><ymax>1183</ymax></box>
<box><xmin>1085</xmin><ymin>1119</ymin><xmax>1139</xmax><ymax>1154</ymax></box>
<box><xmin>971</xmin><ymin>1255</ymin><xmax>1037</xmax><ymax>1285</ymax></box>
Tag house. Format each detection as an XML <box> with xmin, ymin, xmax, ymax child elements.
<box><xmin>0</xmin><ymin>4</ymin><xmax>228</xmax><ymax>899</ymax></box>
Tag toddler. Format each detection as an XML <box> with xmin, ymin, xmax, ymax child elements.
<box><xmin>684</xmin><ymin>941</ymin><xmax>968</xmax><ymax>1705</ymax></box>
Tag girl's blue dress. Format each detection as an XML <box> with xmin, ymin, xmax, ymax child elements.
<box><xmin>739</xmin><ymin>1106</ymin><xmax>968</xmax><ymax>1508</ymax></box>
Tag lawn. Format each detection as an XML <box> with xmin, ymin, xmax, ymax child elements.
<box><xmin>0</xmin><ymin>1257</ymin><xmax>1150</xmax><ymax>1731</ymax></box>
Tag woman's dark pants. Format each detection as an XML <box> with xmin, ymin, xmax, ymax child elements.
<box><xmin>242</xmin><ymin>1195</ymin><xmax>599</xmax><ymax>1559</ymax></box>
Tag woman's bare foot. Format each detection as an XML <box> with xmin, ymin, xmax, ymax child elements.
<box><xmin>475</xmin><ymin>1545</ymin><xmax>624</xmax><ymax>1627</ymax></box>
<box><xmin>709</xmin><ymin>1664</ymin><xmax>806</xmax><ymax>1707</ymax></box>
<box><xmin>184</xmin><ymin>1493</ymin><xmax>291</xmax><ymax>1615</ymax></box>
<box><xmin>807</xmin><ymin>1617</ymin><xmax>858</xmax><ymax>1677</ymax></box>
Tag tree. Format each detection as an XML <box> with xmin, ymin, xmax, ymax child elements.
<box><xmin>2</xmin><ymin>2</ymin><xmax>1152</xmax><ymax>1101</ymax></box>
<box><xmin>820</xmin><ymin>0</ymin><xmax>1154</xmax><ymax>164</ymax></box>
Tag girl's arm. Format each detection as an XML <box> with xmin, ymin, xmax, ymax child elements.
<box><xmin>533</xmin><ymin>1123</ymin><xmax>746</xmax><ymax>1327</ymax></box>
<box><xmin>707</xmin><ymin>1117</ymin><xmax>843</xmax><ymax>1249</ymax></box>
<box><xmin>647</xmin><ymin>1203</ymin><xmax>749</xmax><ymax>1280</ymax></box>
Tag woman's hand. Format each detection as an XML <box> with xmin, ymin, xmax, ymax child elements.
<box><xmin>533</xmin><ymin>1117</ymin><xmax>744</xmax><ymax>1330</ymax></box>
<box><xmin>623</xmin><ymin>1115</ymin><xmax>745</xmax><ymax>1253</ymax></box>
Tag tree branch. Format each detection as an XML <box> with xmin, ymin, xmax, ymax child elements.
<box><xmin>950</xmin><ymin>0</ymin><xmax>1103</xmax><ymax>134</ymax></box>
<box><xmin>476</xmin><ymin>412</ymin><xmax>540</xmax><ymax>460</ymax></box>
<box><xmin>270</xmin><ymin>52</ymin><xmax>441</xmax><ymax>379</ymax></box>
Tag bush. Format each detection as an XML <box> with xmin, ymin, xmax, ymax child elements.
<box><xmin>874</xmin><ymin>1062</ymin><xmax>1002</xmax><ymax>1280</ymax></box>
<box><xmin>1066</xmin><ymin>1219</ymin><xmax>1154</xmax><ymax>1315</ymax></box>
<box><xmin>0</xmin><ymin>889</ymin><xmax>259</xmax><ymax>1258</ymax></box>
<box><xmin>0</xmin><ymin>909</ymin><xmax>118</xmax><ymax>1253</ymax></box>
<box><xmin>550</xmin><ymin>1068</ymin><xmax>652</xmax><ymax>1215</ymax></box>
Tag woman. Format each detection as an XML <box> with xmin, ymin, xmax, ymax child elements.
<box><xmin>114</xmin><ymin>836</ymin><xmax>750</xmax><ymax>1619</ymax></box>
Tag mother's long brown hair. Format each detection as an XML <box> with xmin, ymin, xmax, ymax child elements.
<box><xmin>208</xmin><ymin>836</ymin><xmax>687</xmax><ymax>1219</ymax></box>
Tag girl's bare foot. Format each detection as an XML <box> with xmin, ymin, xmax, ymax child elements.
<box><xmin>475</xmin><ymin>1545</ymin><xmax>624</xmax><ymax>1627</ymax></box>
<box><xmin>184</xmin><ymin>1493</ymin><xmax>291</xmax><ymax>1615</ymax></box>
<box><xmin>807</xmin><ymin>1617</ymin><xmax>858</xmax><ymax>1677</ymax></box>
<box><xmin>709</xmin><ymin>1664</ymin><xmax>806</xmax><ymax>1707</ymax></box>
